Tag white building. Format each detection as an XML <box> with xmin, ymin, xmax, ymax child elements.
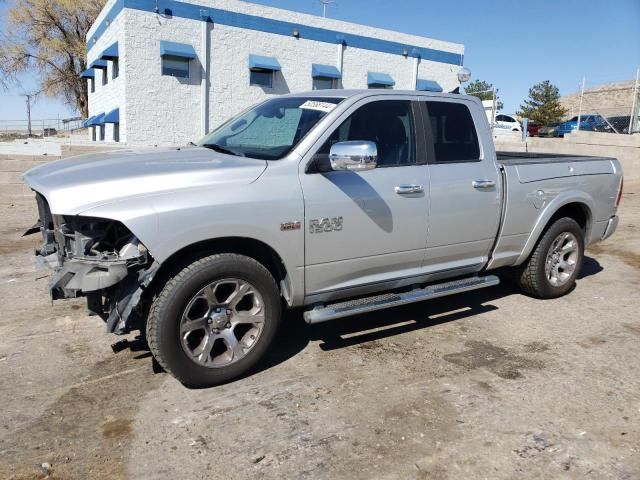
<box><xmin>82</xmin><ymin>0</ymin><xmax>465</xmax><ymax>146</ymax></box>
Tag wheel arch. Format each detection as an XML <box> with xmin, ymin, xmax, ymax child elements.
<box><xmin>149</xmin><ymin>236</ymin><xmax>294</xmax><ymax>307</ymax></box>
<box><xmin>515</xmin><ymin>194</ymin><xmax>593</xmax><ymax>266</ymax></box>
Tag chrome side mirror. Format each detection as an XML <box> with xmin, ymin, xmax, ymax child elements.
<box><xmin>329</xmin><ymin>141</ymin><xmax>377</xmax><ymax>171</ymax></box>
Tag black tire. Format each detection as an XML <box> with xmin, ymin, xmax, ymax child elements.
<box><xmin>146</xmin><ymin>254</ymin><xmax>281</xmax><ymax>388</ymax></box>
<box><xmin>518</xmin><ymin>217</ymin><xmax>584</xmax><ymax>299</ymax></box>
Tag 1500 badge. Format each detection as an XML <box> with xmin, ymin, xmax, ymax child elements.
<box><xmin>309</xmin><ymin>217</ymin><xmax>343</xmax><ymax>234</ymax></box>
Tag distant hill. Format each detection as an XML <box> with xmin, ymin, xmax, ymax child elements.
<box><xmin>561</xmin><ymin>80</ymin><xmax>636</xmax><ymax>119</ymax></box>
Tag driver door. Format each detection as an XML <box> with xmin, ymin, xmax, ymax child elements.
<box><xmin>299</xmin><ymin>97</ymin><xmax>430</xmax><ymax>300</ymax></box>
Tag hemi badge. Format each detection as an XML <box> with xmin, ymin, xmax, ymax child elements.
<box><xmin>280</xmin><ymin>221</ymin><xmax>301</xmax><ymax>231</ymax></box>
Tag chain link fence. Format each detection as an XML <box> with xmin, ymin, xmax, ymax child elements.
<box><xmin>0</xmin><ymin>117</ymin><xmax>84</xmax><ymax>140</ymax></box>
<box><xmin>561</xmin><ymin>74</ymin><xmax>640</xmax><ymax>135</ymax></box>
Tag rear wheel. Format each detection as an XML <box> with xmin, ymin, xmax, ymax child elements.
<box><xmin>146</xmin><ymin>254</ymin><xmax>281</xmax><ymax>388</ymax></box>
<box><xmin>518</xmin><ymin>217</ymin><xmax>584</xmax><ymax>299</ymax></box>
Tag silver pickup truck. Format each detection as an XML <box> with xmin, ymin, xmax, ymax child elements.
<box><xmin>23</xmin><ymin>90</ymin><xmax>623</xmax><ymax>387</ymax></box>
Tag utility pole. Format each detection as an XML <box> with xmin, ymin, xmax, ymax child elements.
<box><xmin>316</xmin><ymin>0</ymin><xmax>336</xmax><ymax>18</ymax></box>
<box><xmin>629</xmin><ymin>68</ymin><xmax>639</xmax><ymax>134</ymax></box>
<box><xmin>576</xmin><ymin>76</ymin><xmax>585</xmax><ymax>132</ymax></box>
<box><xmin>22</xmin><ymin>94</ymin><xmax>34</xmax><ymax>137</ymax></box>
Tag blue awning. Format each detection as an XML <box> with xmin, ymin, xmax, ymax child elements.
<box><xmin>100</xmin><ymin>42</ymin><xmax>119</xmax><ymax>60</ymax></box>
<box><xmin>80</xmin><ymin>69</ymin><xmax>95</xmax><ymax>78</ymax></box>
<box><xmin>248</xmin><ymin>54</ymin><xmax>281</xmax><ymax>72</ymax></box>
<box><xmin>160</xmin><ymin>41</ymin><xmax>197</xmax><ymax>59</ymax></box>
<box><xmin>312</xmin><ymin>64</ymin><xmax>341</xmax><ymax>79</ymax></box>
<box><xmin>416</xmin><ymin>79</ymin><xmax>443</xmax><ymax>92</ymax></box>
<box><xmin>87</xmin><ymin>113</ymin><xmax>105</xmax><ymax>126</ymax></box>
<box><xmin>367</xmin><ymin>72</ymin><xmax>395</xmax><ymax>87</ymax></box>
<box><xmin>82</xmin><ymin>116</ymin><xmax>95</xmax><ymax>128</ymax></box>
<box><xmin>103</xmin><ymin>108</ymin><xmax>119</xmax><ymax>124</ymax></box>
<box><xmin>90</xmin><ymin>59</ymin><xmax>108</xmax><ymax>70</ymax></box>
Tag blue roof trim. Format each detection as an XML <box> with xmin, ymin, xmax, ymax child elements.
<box><xmin>80</xmin><ymin>69</ymin><xmax>95</xmax><ymax>78</ymax></box>
<box><xmin>312</xmin><ymin>63</ymin><xmax>341</xmax><ymax>79</ymax></box>
<box><xmin>104</xmin><ymin>108</ymin><xmax>120</xmax><ymax>123</ymax></box>
<box><xmin>368</xmin><ymin>71</ymin><xmax>395</xmax><ymax>87</ymax></box>
<box><xmin>160</xmin><ymin>40</ymin><xmax>197</xmax><ymax>59</ymax></box>
<box><xmin>249</xmin><ymin>54</ymin><xmax>281</xmax><ymax>71</ymax></box>
<box><xmin>416</xmin><ymin>79</ymin><xmax>443</xmax><ymax>92</ymax></box>
<box><xmin>90</xmin><ymin>59</ymin><xmax>108</xmax><ymax>69</ymax></box>
<box><xmin>100</xmin><ymin>42</ymin><xmax>119</xmax><ymax>60</ymax></box>
<box><xmin>86</xmin><ymin>0</ymin><xmax>463</xmax><ymax>66</ymax></box>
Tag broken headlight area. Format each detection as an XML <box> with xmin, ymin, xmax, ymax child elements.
<box><xmin>27</xmin><ymin>203</ymin><xmax>157</xmax><ymax>334</ymax></box>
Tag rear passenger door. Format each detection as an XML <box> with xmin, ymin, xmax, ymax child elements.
<box><xmin>419</xmin><ymin>99</ymin><xmax>502</xmax><ymax>273</ymax></box>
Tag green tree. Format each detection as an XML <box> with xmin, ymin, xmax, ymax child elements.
<box><xmin>0</xmin><ymin>0</ymin><xmax>106</xmax><ymax>117</ymax></box>
<box><xmin>464</xmin><ymin>79</ymin><xmax>503</xmax><ymax>110</ymax></box>
<box><xmin>518</xmin><ymin>80</ymin><xmax>567</xmax><ymax>125</ymax></box>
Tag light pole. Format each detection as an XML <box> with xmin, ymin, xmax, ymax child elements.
<box><xmin>22</xmin><ymin>94</ymin><xmax>34</xmax><ymax>137</ymax></box>
<box><xmin>316</xmin><ymin>0</ymin><xmax>336</xmax><ymax>18</ymax></box>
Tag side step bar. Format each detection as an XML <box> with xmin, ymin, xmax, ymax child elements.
<box><xmin>303</xmin><ymin>275</ymin><xmax>500</xmax><ymax>324</ymax></box>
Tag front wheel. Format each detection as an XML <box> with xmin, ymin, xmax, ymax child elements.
<box><xmin>146</xmin><ymin>254</ymin><xmax>281</xmax><ymax>388</ymax></box>
<box><xmin>518</xmin><ymin>217</ymin><xmax>584</xmax><ymax>299</ymax></box>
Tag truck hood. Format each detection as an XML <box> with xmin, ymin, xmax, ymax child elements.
<box><xmin>23</xmin><ymin>146</ymin><xmax>268</xmax><ymax>214</ymax></box>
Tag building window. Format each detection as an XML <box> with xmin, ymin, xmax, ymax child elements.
<box><xmin>313</xmin><ymin>77</ymin><xmax>337</xmax><ymax>90</ymax></box>
<box><xmin>161</xmin><ymin>56</ymin><xmax>190</xmax><ymax>79</ymax></box>
<box><xmin>369</xmin><ymin>84</ymin><xmax>392</xmax><ymax>90</ymax></box>
<box><xmin>113</xmin><ymin>123</ymin><xmax>120</xmax><ymax>142</ymax></box>
<box><xmin>99</xmin><ymin>125</ymin><xmax>105</xmax><ymax>141</ymax></box>
<box><xmin>112</xmin><ymin>59</ymin><xmax>119</xmax><ymax>79</ymax></box>
<box><xmin>91</xmin><ymin>126</ymin><xmax>96</xmax><ymax>142</ymax></box>
<box><xmin>250</xmin><ymin>70</ymin><xmax>273</xmax><ymax>88</ymax></box>
<box><xmin>102</xmin><ymin>69</ymin><xmax>108</xmax><ymax>86</ymax></box>
<box><xmin>90</xmin><ymin>78</ymin><xmax>95</xmax><ymax>93</ymax></box>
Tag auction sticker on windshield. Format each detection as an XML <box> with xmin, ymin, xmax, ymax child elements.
<box><xmin>300</xmin><ymin>101</ymin><xmax>337</xmax><ymax>113</ymax></box>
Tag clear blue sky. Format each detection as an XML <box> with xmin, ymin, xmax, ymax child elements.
<box><xmin>1</xmin><ymin>0</ymin><xmax>639</xmax><ymax>120</ymax></box>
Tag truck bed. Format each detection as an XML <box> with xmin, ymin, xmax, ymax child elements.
<box><xmin>496</xmin><ymin>151</ymin><xmax>614</xmax><ymax>165</ymax></box>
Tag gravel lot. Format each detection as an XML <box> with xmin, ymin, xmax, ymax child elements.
<box><xmin>1</xmin><ymin>182</ymin><xmax>638</xmax><ymax>480</ymax></box>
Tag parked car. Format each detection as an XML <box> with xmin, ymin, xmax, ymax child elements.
<box><xmin>556</xmin><ymin>114</ymin><xmax>605</xmax><ymax>137</ymax></box>
<box><xmin>592</xmin><ymin>116</ymin><xmax>632</xmax><ymax>134</ymax></box>
<box><xmin>494</xmin><ymin>113</ymin><xmax>522</xmax><ymax>132</ymax></box>
<box><xmin>537</xmin><ymin>123</ymin><xmax>561</xmax><ymax>137</ymax></box>
<box><xmin>23</xmin><ymin>91</ymin><xmax>623</xmax><ymax>387</ymax></box>
<box><xmin>526</xmin><ymin>121</ymin><xmax>542</xmax><ymax>137</ymax></box>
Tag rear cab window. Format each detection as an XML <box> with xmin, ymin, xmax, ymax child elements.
<box><xmin>424</xmin><ymin>101</ymin><xmax>480</xmax><ymax>163</ymax></box>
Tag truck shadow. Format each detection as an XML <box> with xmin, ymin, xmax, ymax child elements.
<box><xmin>258</xmin><ymin>273</ymin><xmax>520</xmax><ymax>372</ymax></box>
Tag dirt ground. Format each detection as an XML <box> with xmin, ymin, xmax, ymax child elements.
<box><xmin>1</xmin><ymin>183</ymin><xmax>639</xmax><ymax>480</ymax></box>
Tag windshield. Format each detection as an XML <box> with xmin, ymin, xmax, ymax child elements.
<box><xmin>195</xmin><ymin>97</ymin><xmax>344</xmax><ymax>160</ymax></box>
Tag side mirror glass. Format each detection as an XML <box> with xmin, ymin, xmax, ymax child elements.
<box><xmin>329</xmin><ymin>141</ymin><xmax>377</xmax><ymax>171</ymax></box>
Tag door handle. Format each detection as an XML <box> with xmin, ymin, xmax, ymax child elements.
<box><xmin>395</xmin><ymin>184</ymin><xmax>424</xmax><ymax>195</ymax></box>
<box><xmin>472</xmin><ymin>179</ymin><xmax>496</xmax><ymax>189</ymax></box>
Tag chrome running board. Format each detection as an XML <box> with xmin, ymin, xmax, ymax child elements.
<box><xmin>303</xmin><ymin>275</ymin><xmax>500</xmax><ymax>324</ymax></box>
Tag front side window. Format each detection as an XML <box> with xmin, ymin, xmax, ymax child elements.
<box><xmin>313</xmin><ymin>77</ymin><xmax>337</xmax><ymax>90</ymax></box>
<box><xmin>196</xmin><ymin>96</ymin><xmax>344</xmax><ymax>160</ymax></box>
<box><xmin>99</xmin><ymin>125</ymin><xmax>105</xmax><ymax>141</ymax></box>
<box><xmin>250</xmin><ymin>70</ymin><xmax>273</xmax><ymax>88</ymax></box>
<box><xmin>313</xmin><ymin>100</ymin><xmax>416</xmax><ymax>169</ymax></box>
<box><xmin>426</xmin><ymin>101</ymin><xmax>480</xmax><ymax>163</ymax></box>
<box><xmin>102</xmin><ymin>69</ymin><xmax>108</xmax><ymax>86</ymax></box>
<box><xmin>162</xmin><ymin>56</ymin><xmax>190</xmax><ymax>78</ymax></box>
<box><xmin>90</xmin><ymin>78</ymin><xmax>95</xmax><ymax>93</ymax></box>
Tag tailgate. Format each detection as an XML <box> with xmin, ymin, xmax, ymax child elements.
<box><xmin>514</xmin><ymin>159</ymin><xmax>615</xmax><ymax>183</ymax></box>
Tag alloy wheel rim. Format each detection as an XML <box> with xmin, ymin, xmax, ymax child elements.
<box><xmin>179</xmin><ymin>278</ymin><xmax>265</xmax><ymax>368</ymax></box>
<box><xmin>545</xmin><ymin>232</ymin><xmax>579</xmax><ymax>287</ymax></box>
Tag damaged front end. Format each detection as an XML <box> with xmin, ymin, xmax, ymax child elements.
<box><xmin>29</xmin><ymin>193</ymin><xmax>158</xmax><ymax>334</ymax></box>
